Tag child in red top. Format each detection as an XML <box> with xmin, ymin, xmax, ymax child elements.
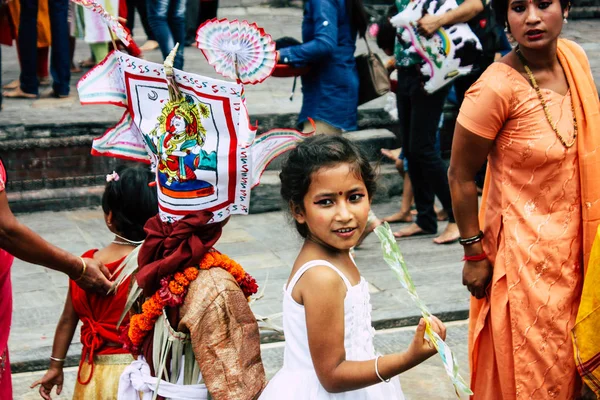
<box><xmin>32</xmin><ymin>165</ymin><xmax>157</xmax><ymax>400</ymax></box>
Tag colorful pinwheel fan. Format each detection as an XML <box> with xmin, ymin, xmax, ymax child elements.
<box><xmin>196</xmin><ymin>18</ymin><xmax>277</xmax><ymax>85</ymax></box>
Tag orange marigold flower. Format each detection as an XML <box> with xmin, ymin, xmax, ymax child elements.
<box><xmin>199</xmin><ymin>253</ymin><xmax>215</xmax><ymax>270</ymax></box>
<box><xmin>174</xmin><ymin>272</ymin><xmax>189</xmax><ymax>287</ymax></box>
<box><xmin>184</xmin><ymin>267</ymin><xmax>199</xmax><ymax>281</ymax></box>
<box><xmin>169</xmin><ymin>280</ymin><xmax>185</xmax><ymax>295</ymax></box>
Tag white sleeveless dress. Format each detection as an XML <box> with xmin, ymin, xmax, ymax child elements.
<box><xmin>259</xmin><ymin>260</ymin><xmax>405</xmax><ymax>399</ymax></box>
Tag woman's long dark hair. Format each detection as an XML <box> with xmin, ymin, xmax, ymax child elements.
<box><xmin>346</xmin><ymin>0</ymin><xmax>369</xmax><ymax>38</ymax></box>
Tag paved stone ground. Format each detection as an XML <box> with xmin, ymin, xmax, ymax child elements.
<box><xmin>12</xmin><ymin>320</ymin><xmax>471</xmax><ymax>399</ymax></box>
<box><xmin>8</xmin><ymin>196</ymin><xmax>466</xmax><ymax>373</ymax></box>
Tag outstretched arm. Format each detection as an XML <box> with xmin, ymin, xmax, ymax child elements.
<box><xmin>0</xmin><ymin>190</ymin><xmax>112</xmax><ymax>293</ymax></box>
<box><xmin>277</xmin><ymin>0</ymin><xmax>339</xmax><ymax>65</ymax></box>
<box><xmin>31</xmin><ymin>289</ymin><xmax>80</xmax><ymax>399</ymax></box>
<box><xmin>300</xmin><ymin>266</ymin><xmax>446</xmax><ymax>392</ymax></box>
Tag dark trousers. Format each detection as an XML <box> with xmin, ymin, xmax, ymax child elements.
<box><xmin>185</xmin><ymin>0</ymin><xmax>219</xmax><ymax>44</ymax></box>
<box><xmin>19</xmin><ymin>0</ymin><xmax>70</xmax><ymax>96</ymax></box>
<box><xmin>396</xmin><ymin>66</ymin><xmax>454</xmax><ymax>233</ymax></box>
<box><xmin>147</xmin><ymin>0</ymin><xmax>186</xmax><ymax>69</ymax></box>
<box><xmin>126</xmin><ymin>0</ymin><xmax>155</xmax><ymax>41</ymax></box>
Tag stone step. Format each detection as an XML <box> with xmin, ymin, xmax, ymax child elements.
<box><xmin>265</xmin><ymin>128</ymin><xmax>398</xmax><ymax>170</ymax></box>
<box><xmin>6</xmin><ymin>163</ymin><xmax>403</xmax><ymax>214</ymax></box>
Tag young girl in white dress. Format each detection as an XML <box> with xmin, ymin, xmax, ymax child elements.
<box><xmin>260</xmin><ymin>135</ymin><xmax>446</xmax><ymax>399</ymax></box>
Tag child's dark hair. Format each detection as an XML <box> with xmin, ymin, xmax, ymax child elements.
<box><xmin>102</xmin><ymin>165</ymin><xmax>158</xmax><ymax>242</ymax></box>
<box><xmin>280</xmin><ymin>135</ymin><xmax>377</xmax><ymax>238</ymax></box>
<box><xmin>375</xmin><ymin>16</ymin><xmax>397</xmax><ymax>54</ymax></box>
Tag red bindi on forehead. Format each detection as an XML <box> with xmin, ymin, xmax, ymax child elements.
<box><xmin>338</xmin><ymin>191</ymin><xmax>343</xmax><ymax>195</ymax></box>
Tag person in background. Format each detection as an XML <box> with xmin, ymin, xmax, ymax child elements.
<box><xmin>185</xmin><ymin>0</ymin><xmax>219</xmax><ymax>46</ymax></box>
<box><xmin>147</xmin><ymin>0</ymin><xmax>185</xmax><ymax>69</ymax></box>
<box><xmin>391</xmin><ymin>0</ymin><xmax>488</xmax><ymax>244</ymax></box>
<box><xmin>126</xmin><ymin>0</ymin><xmax>159</xmax><ymax>51</ymax></box>
<box><xmin>275</xmin><ymin>0</ymin><xmax>369</xmax><ymax>134</ymax></box>
<box><xmin>13</xmin><ymin>0</ymin><xmax>71</xmax><ymax>98</ymax></box>
<box><xmin>2</xmin><ymin>0</ymin><xmax>51</xmax><ymax>98</ymax></box>
<box><xmin>0</xmin><ymin>158</ymin><xmax>113</xmax><ymax>399</ymax></box>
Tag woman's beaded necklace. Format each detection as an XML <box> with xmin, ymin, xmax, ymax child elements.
<box><xmin>515</xmin><ymin>47</ymin><xmax>578</xmax><ymax>148</ymax></box>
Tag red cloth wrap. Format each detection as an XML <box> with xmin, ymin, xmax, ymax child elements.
<box><xmin>136</xmin><ymin>210</ymin><xmax>224</xmax><ymax>297</ymax></box>
<box><xmin>70</xmin><ymin>250</ymin><xmax>131</xmax><ymax>385</ymax></box>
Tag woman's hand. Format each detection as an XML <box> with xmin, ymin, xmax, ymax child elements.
<box><xmin>417</xmin><ymin>14</ymin><xmax>443</xmax><ymax>37</ymax></box>
<box><xmin>406</xmin><ymin>316</ymin><xmax>447</xmax><ymax>363</ymax></box>
<box><xmin>74</xmin><ymin>258</ymin><xmax>112</xmax><ymax>294</ymax></box>
<box><xmin>31</xmin><ymin>367</ymin><xmax>64</xmax><ymax>400</ymax></box>
<box><xmin>463</xmin><ymin>258</ymin><xmax>493</xmax><ymax>299</ymax></box>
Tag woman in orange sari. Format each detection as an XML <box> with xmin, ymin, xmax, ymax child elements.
<box><xmin>448</xmin><ymin>0</ymin><xmax>600</xmax><ymax>398</ymax></box>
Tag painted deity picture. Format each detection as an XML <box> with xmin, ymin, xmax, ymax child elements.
<box><xmin>144</xmin><ymin>95</ymin><xmax>217</xmax><ymax>198</ymax></box>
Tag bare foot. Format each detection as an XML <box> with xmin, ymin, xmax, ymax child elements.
<box><xmin>436</xmin><ymin>208</ymin><xmax>448</xmax><ymax>221</ymax></box>
<box><xmin>393</xmin><ymin>223</ymin><xmax>433</xmax><ymax>238</ymax></box>
<box><xmin>3</xmin><ymin>87</ymin><xmax>38</xmax><ymax>99</ymax></box>
<box><xmin>381</xmin><ymin>148</ymin><xmax>401</xmax><ymax>161</ymax></box>
<box><xmin>2</xmin><ymin>79</ymin><xmax>19</xmax><ymax>90</ymax></box>
<box><xmin>79</xmin><ymin>58</ymin><xmax>96</xmax><ymax>68</ymax></box>
<box><xmin>71</xmin><ymin>64</ymin><xmax>83</xmax><ymax>73</ymax></box>
<box><xmin>433</xmin><ymin>223</ymin><xmax>460</xmax><ymax>244</ymax></box>
<box><xmin>355</xmin><ymin>217</ymin><xmax>382</xmax><ymax>247</ymax></box>
<box><xmin>383</xmin><ymin>210</ymin><xmax>413</xmax><ymax>223</ymax></box>
<box><xmin>39</xmin><ymin>76</ymin><xmax>51</xmax><ymax>87</ymax></box>
<box><xmin>140</xmin><ymin>40</ymin><xmax>159</xmax><ymax>52</ymax></box>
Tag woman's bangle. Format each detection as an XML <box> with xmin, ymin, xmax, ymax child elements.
<box><xmin>375</xmin><ymin>355</ymin><xmax>390</xmax><ymax>383</ymax></box>
<box><xmin>74</xmin><ymin>257</ymin><xmax>87</xmax><ymax>282</ymax></box>
<box><xmin>49</xmin><ymin>356</ymin><xmax>65</xmax><ymax>363</ymax></box>
<box><xmin>458</xmin><ymin>231</ymin><xmax>484</xmax><ymax>246</ymax></box>
<box><xmin>462</xmin><ymin>252</ymin><xmax>487</xmax><ymax>262</ymax></box>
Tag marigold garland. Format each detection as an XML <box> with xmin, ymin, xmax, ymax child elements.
<box><xmin>121</xmin><ymin>250</ymin><xmax>258</xmax><ymax>354</ymax></box>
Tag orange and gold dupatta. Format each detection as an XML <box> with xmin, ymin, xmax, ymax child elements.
<box><xmin>558</xmin><ymin>38</ymin><xmax>600</xmax><ymax>396</ymax></box>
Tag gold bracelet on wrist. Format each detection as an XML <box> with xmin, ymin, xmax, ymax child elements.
<box><xmin>74</xmin><ymin>257</ymin><xmax>87</xmax><ymax>282</ymax></box>
<box><xmin>49</xmin><ymin>356</ymin><xmax>65</xmax><ymax>363</ymax></box>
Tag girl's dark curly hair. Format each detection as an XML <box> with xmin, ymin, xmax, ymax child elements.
<box><xmin>280</xmin><ymin>135</ymin><xmax>377</xmax><ymax>238</ymax></box>
<box><xmin>102</xmin><ymin>165</ymin><xmax>158</xmax><ymax>242</ymax></box>
<box><xmin>493</xmin><ymin>0</ymin><xmax>572</xmax><ymax>30</ymax></box>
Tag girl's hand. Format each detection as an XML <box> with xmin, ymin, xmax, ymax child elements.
<box><xmin>31</xmin><ymin>367</ymin><xmax>64</xmax><ymax>400</ymax></box>
<box><xmin>407</xmin><ymin>316</ymin><xmax>446</xmax><ymax>363</ymax></box>
<box><xmin>463</xmin><ymin>258</ymin><xmax>493</xmax><ymax>299</ymax></box>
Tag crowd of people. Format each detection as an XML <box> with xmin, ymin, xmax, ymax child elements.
<box><xmin>0</xmin><ymin>0</ymin><xmax>599</xmax><ymax>397</ymax></box>
<box><xmin>0</xmin><ymin>0</ymin><xmax>218</xmax><ymax>102</ymax></box>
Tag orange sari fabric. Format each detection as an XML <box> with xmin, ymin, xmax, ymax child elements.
<box><xmin>69</xmin><ymin>250</ymin><xmax>131</xmax><ymax>385</ymax></box>
<box><xmin>5</xmin><ymin>0</ymin><xmax>51</xmax><ymax>47</ymax></box>
<box><xmin>457</xmin><ymin>39</ymin><xmax>600</xmax><ymax>399</ymax></box>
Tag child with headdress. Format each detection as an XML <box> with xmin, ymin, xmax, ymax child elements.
<box><xmin>31</xmin><ymin>165</ymin><xmax>158</xmax><ymax>399</ymax></box>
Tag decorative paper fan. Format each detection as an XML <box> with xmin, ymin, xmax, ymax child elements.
<box><xmin>196</xmin><ymin>18</ymin><xmax>277</xmax><ymax>85</ymax></box>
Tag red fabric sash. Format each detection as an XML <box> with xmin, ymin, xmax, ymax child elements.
<box><xmin>70</xmin><ymin>250</ymin><xmax>131</xmax><ymax>385</ymax></box>
<box><xmin>136</xmin><ymin>211</ymin><xmax>224</xmax><ymax>297</ymax></box>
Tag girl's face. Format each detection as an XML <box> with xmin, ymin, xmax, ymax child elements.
<box><xmin>294</xmin><ymin>163</ymin><xmax>371</xmax><ymax>251</ymax></box>
<box><xmin>507</xmin><ymin>0</ymin><xmax>566</xmax><ymax>50</ymax></box>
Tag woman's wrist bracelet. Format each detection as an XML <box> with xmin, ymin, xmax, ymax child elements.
<box><xmin>49</xmin><ymin>356</ymin><xmax>65</xmax><ymax>363</ymax></box>
<box><xmin>458</xmin><ymin>231</ymin><xmax>484</xmax><ymax>246</ymax></box>
<box><xmin>462</xmin><ymin>252</ymin><xmax>487</xmax><ymax>262</ymax></box>
<box><xmin>74</xmin><ymin>257</ymin><xmax>87</xmax><ymax>282</ymax></box>
<box><xmin>375</xmin><ymin>355</ymin><xmax>390</xmax><ymax>383</ymax></box>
